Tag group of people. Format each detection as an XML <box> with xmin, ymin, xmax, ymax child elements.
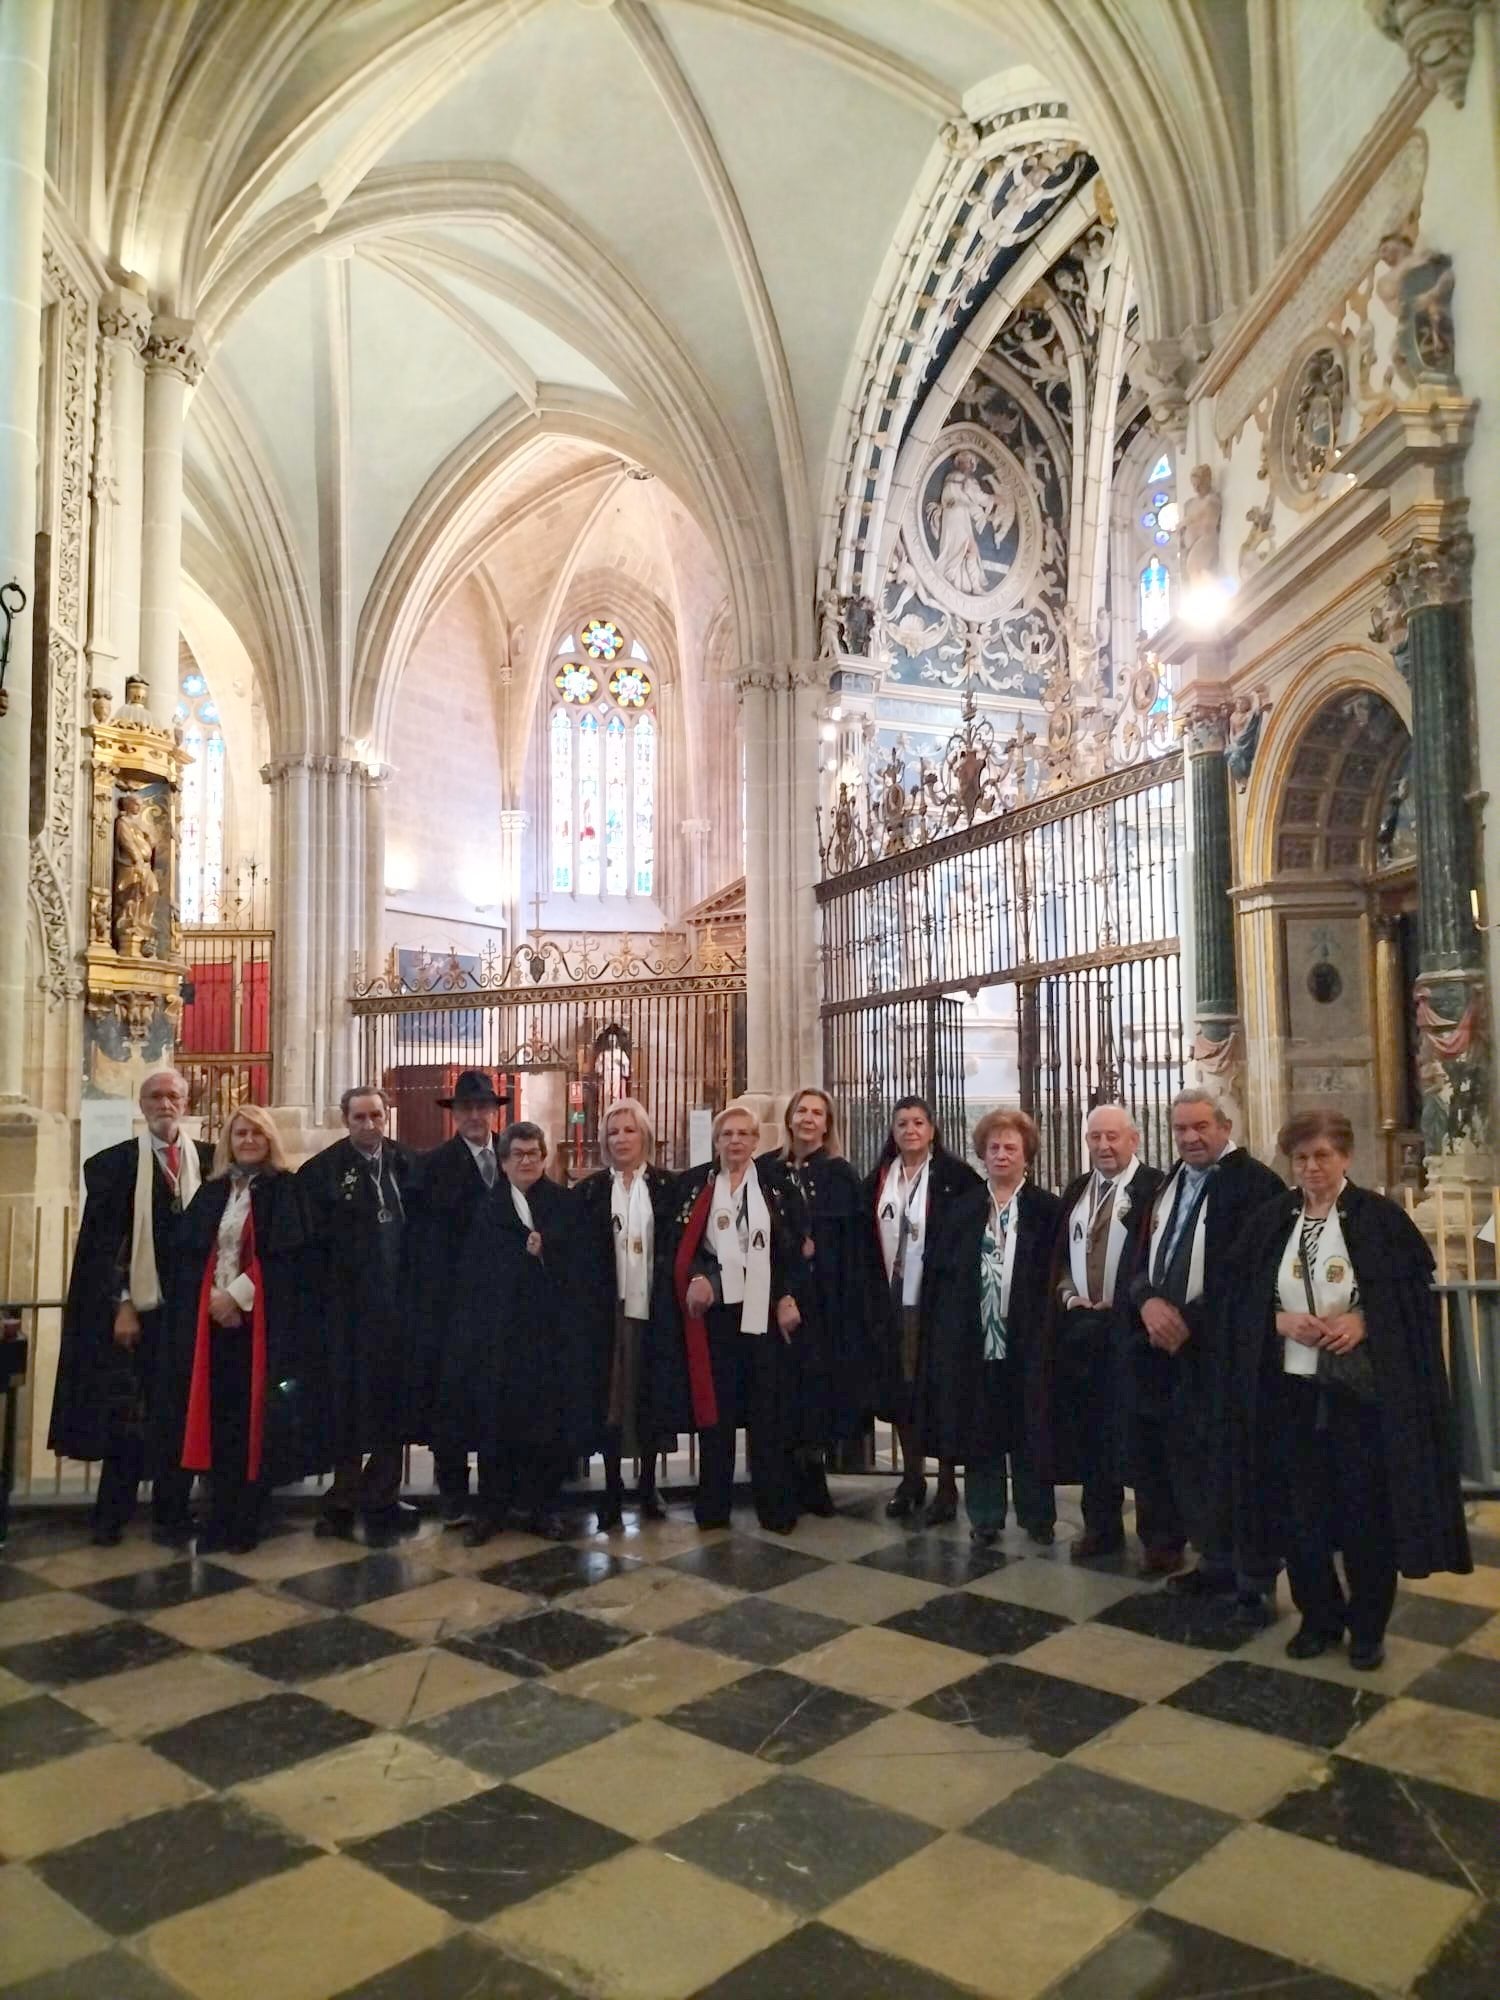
<box><xmin>49</xmin><ymin>1068</ymin><xmax>1470</xmax><ymax>1667</ymax></box>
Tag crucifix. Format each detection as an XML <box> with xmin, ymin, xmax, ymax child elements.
<box><xmin>528</xmin><ymin>888</ymin><xmax>546</xmax><ymax>941</ymax></box>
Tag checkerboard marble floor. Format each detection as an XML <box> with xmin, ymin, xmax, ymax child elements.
<box><xmin>3</xmin><ymin>1485</ymin><xmax>1499</xmax><ymax>2000</ymax></box>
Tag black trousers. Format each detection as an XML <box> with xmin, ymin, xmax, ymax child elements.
<box><xmin>203</xmin><ymin>1322</ymin><xmax>267</xmax><ymax>1547</ymax></box>
<box><xmin>477</xmin><ymin>1447</ymin><xmax>558</xmax><ymax>1525</ymax></box>
<box><xmin>326</xmin><ymin>1446</ymin><xmax>404</xmax><ymax>1515</ymax></box>
<box><xmin>94</xmin><ymin>1443</ymin><xmax>193</xmax><ymax>1533</ymax></box>
<box><xmin>434</xmin><ymin>1448</ymin><xmax>470</xmax><ymax>1499</ymax></box>
<box><xmin>1270</xmin><ymin>1376</ymin><xmax>1397</xmax><ymax>1647</ymax></box>
<box><xmin>1132</xmin><ymin>1400</ymin><xmax>1233</xmax><ymax>1569</ymax></box>
<box><xmin>603</xmin><ymin>1431</ymin><xmax>659</xmax><ymax>1499</ymax></box>
<box><xmin>695</xmin><ymin>1311</ymin><xmax>796</xmax><ymax>1529</ymax></box>
<box><xmin>1058</xmin><ymin>1310</ymin><xmax>1124</xmax><ymax>1540</ymax></box>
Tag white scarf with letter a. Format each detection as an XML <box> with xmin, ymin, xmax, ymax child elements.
<box><xmin>710</xmin><ymin>1165</ymin><xmax>772</xmax><ymax>1335</ymax></box>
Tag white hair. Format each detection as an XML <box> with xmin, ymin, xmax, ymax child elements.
<box><xmin>1085</xmin><ymin>1102</ymin><xmax>1138</xmax><ymax>1135</ymax></box>
<box><xmin>1171</xmin><ymin>1086</ymin><xmax>1231</xmax><ymax>1125</ymax></box>
<box><xmin>139</xmin><ymin>1069</ymin><xmax>188</xmax><ymax>1103</ymax></box>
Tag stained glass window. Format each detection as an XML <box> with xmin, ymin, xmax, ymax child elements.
<box><xmin>555</xmin><ymin>632</ymin><xmax>576</xmax><ymax>656</ymax></box>
<box><xmin>177</xmin><ymin>662</ymin><xmax>226</xmax><ymax>924</ymax></box>
<box><xmin>548</xmin><ymin>622</ymin><xmax>658</xmax><ymax>903</ymax></box>
<box><xmin>1140</xmin><ymin>558</ymin><xmax>1171</xmax><ymax>637</ymax></box>
<box><xmin>1149</xmin><ymin>453</ymin><xmax>1172</xmax><ymax>482</ymax></box>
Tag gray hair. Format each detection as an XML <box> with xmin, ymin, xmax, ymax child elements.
<box><xmin>139</xmin><ymin>1069</ymin><xmax>189</xmax><ymax>1103</ymax></box>
<box><xmin>1171</xmin><ymin>1086</ymin><xmax>1231</xmax><ymax>1126</ymax></box>
<box><xmin>602</xmin><ymin>1096</ymin><xmax>655</xmax><ymax>1158</ymax></box>
<box><xmin>498</xmin><ymin>1119</ymin><xmax>547</xmax><ymax>1158</ymax></box>
<box><xmin>1086</xmin><ymin>1102</ymin><xmax>1138</xmax><ymax>1135</ymax></box>
<box><xmin>340</xmin><ymin>1084</ymin><xmax>390</xmax><ymax>1118</ymax></box>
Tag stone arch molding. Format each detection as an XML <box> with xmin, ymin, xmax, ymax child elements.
<box><xmin>1241</xmin><ymin>646</ymin><xmax>1412</xmax><ymax>889</ymax></box>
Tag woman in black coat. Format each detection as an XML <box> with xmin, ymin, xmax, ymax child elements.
<box><xmin>568</xmin><ymin>1097</ymin><xmax>680</xmax><ymax>1530</ymax></box>
<box><xmin>863</xmin><ymin>1096</ymin><xmax>982</xmax><ymax>1523</ymax></box>
<box><xmin>920</xmin><ymin>1110</ymin><xmax>1062</xmax><ymax>1546</ymax></box>
<box><xmin>442</xmin><ymin>1121</ymin><xmax>575</xmax><ymax>1547</ymax></box>
<box><xmin>759</xmin><ymin>1088</ymin><xmax>870</xmax><ymax>1516</ymax></box>
<box><xmin>153</xmin><ymin>1106</ymin><xmax>326</xmax><ymax>1554</ymax></box>
<box><xmin>1229</xmin><ymin>1108</ymin><xmax>1471</xmax><ymax>1669</ymax></box>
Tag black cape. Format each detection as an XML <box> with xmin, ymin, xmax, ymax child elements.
<box><xmin>151</xmin><ymin>1172</ymin><xmax>329</xmax><ymax>1486</ymax></box>
<box><xmin>298</xmin><ymin>1136</ymin><xmax>419</xmax><ymax>1458</ymax></box>
<box><xmin>1040</xmin><ymin>1161</ymin><xmax>1165</xmax><ymax>1485</ymax></box>
<box><xmin>1126</xmin><ymin>1146</ymin><xmax>1287</xmax><ymax>1443</ymax></box>
<box><xmin>862</xmin><ymin>1149</ymin><xmax>983</xmax><ymax>1424</ymax></box>
<box><xmin>48</xmin><ymin>1135</ymin><xmax>214</xmax><ymax>1463</ymax></box>
<box><xmin>565</xmin><ymin>1163</ymin><xmax>682</xmax><ymax>1453</ymax></box>
<box><xmin>1229</xmin><ymin>1181</ymin><xmax>1472</xmax><ymax>1580</ymax></box>
<box><xmin>403</xmin><ymin>1133</ymin><xmax>503</xmax><ymax>1443</ymax></box>
<box><xmin>918</xmin><ymin>1179</ymin><xmax>1062</xmax><ymax>1463</ymax></box>
<box><xmin>758</xmin><ymin>1148</ymin><xmax>872</xmax><ymax>1447</ymax></box>
<box><xmin>439</xmin><ymin>1175</ymin><xmax>578</xmax><ymax>1457</ymax></box>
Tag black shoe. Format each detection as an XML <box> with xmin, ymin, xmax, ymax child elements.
<box><xmin>637</xmin><ymin>1494</ymin><xmax>667</xmax><ymax>1521</ymax></box>
<box><xmin>315</xmin><ymin>1509</ymin><xmax>357</xmax><ymax>1541</ymax></box>
<box><xmin>1232</xmin><ymin>1591</ymin><xmax>1274</xmax><ymax>1629</ymax></box>
<box><xmin>1286</xmin><ymin>1624</ymin><xmax>1340</xmax><ymax>1660</ymax></box>
<box><xmin>194</xmin><ymin>1527</ymin><xmax>229</xmax><ymax>1554</ymax></box>
<box><xmin>596</xmin><ymin>1500</ymin><xmax>625</xmax><ymax>1532</ymax></box>
<box><xmin>970</xmin><ymin>1526</ymin><xmax>1000</xmax><ymax>1547</ymax></box>
<box><xmin>521</xmin><ymin>1510</ymin><xmax>568</xmax><ymax>1540</ymax></box>
<box><xmin>1071</xmin><ymin>1532</ymin><xmax>1125</xmax><ymax>1563</ymax></box>
<box><xmin>439</xmin><ymin>1494</ymin><xmax>474</xmax><ymax>1529</ymax></box>
<box><xmin>1165</xmin><ymin>1565</ymin><xmax>1236</xmax><ymax>1598</ymax></box>
<box><xmin>151</xmin><ymin>1518</ymin><xmax>194</xmax><ymax>1547</ymax></box>
<box><xmin>1348</xmin><ymin>1639</ymin><xmax>1386</xmax><ymax>1671</ymax></box>
<box><xmin>366</xmin><ymin>1502</ymin><xmax>421</xmax><ymax>1536</ymax></box>
<box><xmin>885</xmin><ymin>1480</ymin><xmax>926</xmax><ymax>1520</ymax></box>
<box><xmin>225</xmin><ymin>1534</ymin><xmax>259</xmax><ymax>1556</ymax></box>
<box><xmin>461</xmin><ymin>1519</ymin><xmax>495</xmax><ymax>1550</ymax></box>
<box><xmin>90</xmin><ymin>1522</ymin><xmax>125</xmax><ymax>1547</ymax></box>
<box><xmin>799</xmin><ymin>1468</ymin><xmax>837</xmax><ymax>1518</ymax></box>
<box><xmin>695</xmin><ymin>1513</ymin><xmax>732</xmax><ymax>1530</ymax></box>
<box><xmin>924</xmin><ymin>1492</ymin><xmax>959</xmax><ymax>1528</ymax></box>
<box><xmin>1026</xmin><ymin>1522</ymin><xmax>1056</xmax><ymax>1547</ymax></box>
<box><xmin>758</xmin><ymin>1515</ymin><xmax>798</xmax><ymax>1535</ymax></box>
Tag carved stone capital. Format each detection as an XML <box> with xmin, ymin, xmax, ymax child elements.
<box><xmin>1135</xmin><ymin>338</ymin><xmax>1192</xmax><ymax>447</ymax></box>
<box><xmin>98</xmin><ymin>288</ymin><xmax>151</xmax><ymax>353</ymax></box>
<box><xmin>1179</xmin><ymin>700</ymin><xmax>1229</xmax><ymax>757</ymax></box>
<box><xmin>680</xmin><ymin>817</ymin><xmax>712</xmax><ymax>837</ymax></box>
<box><xmin>498</xmin><ymin>808</ymin><xmax>530</xmax><ymax>833</ymax></box>
<box><xmin>1385</xmin><ymin>529</ymin><xmax>1474</xmax><ymax>617</ymax></box>
<box><xmin>1367</xmin><ymin>0</ymin><xmax>1480</xmax><ymax>106</ymax></box>
<box><xmin>144</xmin><ymin>316</ymin><xmax>206</xmax><ymax>385</ymax></box>
<box><xmin>733</xmin><ymin>665</ymin><xmax>780</xmax><ymax>696</ymax></box>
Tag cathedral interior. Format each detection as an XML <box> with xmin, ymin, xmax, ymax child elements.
<box><xmin>2</xmin><ymin>2</ymin><xmax>1500</xmax><ymax>1997</ymax></box>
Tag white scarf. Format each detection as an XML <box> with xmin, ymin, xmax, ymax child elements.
<box><xmin>510</xmin><ymin>1181</ymin><xmax>535</xmax><ymax>1233</ymax></box>
<box><xmin>1147</xmin><ymin>1149</ymin><xmax>1236</xmax><ymax>1307</ymax></box>
<box><xmin>1067</xmin><ymin>1159</ymin><xmax>1141</xmax><ymax>1305</ymax></box>
<box><xmin>989</xmin><ymin>1186</ymin><xmax>1021</xmax><ymax>1323</ymax></box>
<box><xmin>128</xmin><ymin>1131</ymin><xmax>201</xmax><ymax>1312</ymax></box>
<box><xmin>709</xmin><ymin>1164</ymin><xmax>772</xmax><ymax>1335</ymax></box>
<box><xmin>611</xmin><ymin>1169</ymin><xmax>653</xmax><ymax>1319</ymax></box>
<box><xmin>1277</xmin><ymin>1189</ymin><xmax>1356</xmax><ymax>1377</ymax></box>
<box><xmin>878</xmin><ymin>1157</ymin><xmax>930</xmax><ymax>1308</ymax></box>
<box><xmin>214</xmin><ymin>1174</ymin><xmax>257</xmax><ymax>1313</ymax></box>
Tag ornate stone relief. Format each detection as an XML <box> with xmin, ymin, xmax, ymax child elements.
<box><xmin>143</xmin><ymin>317</ymin><xmax>206</xmax><ymax>385</ymax></box>
<box><xmin>1367</xmin><ymin>0</ymin><xmax>1481</xmax><ymax>105</ymax></box>
<box><xmin>1266</xmin><ymin>337</ymin><xmax>1352</xmax><ymax>510</ymax></box>
<box><xmin>905</xmin><ymin>424</ymin><xmax>1041</xmax><ymax>624</ymax></box>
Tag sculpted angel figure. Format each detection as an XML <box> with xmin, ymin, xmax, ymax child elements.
<box><xmin>112</xmin><ymin>793</ymin><xmax>160</xmax><ymax>955</ymax></box>
<box><xmin>926</xmin><ymin>450</ymin><xmax>1015</xmax><ymax>597</ymax></box>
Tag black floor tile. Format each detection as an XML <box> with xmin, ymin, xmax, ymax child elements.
<box><xmin>665</xmin><ymin>1536</ymin><xmax>829</xmax><ymax>1595</ymax></box>
<box><xmin>671</xmin><ymin>1596</ymin><xmax>851</xmax><ymax>1666</ymax></box>
<box><xmin>277</xmin><ymin>1552</ymin><xmax>449</xmax><ymax>1612</ymax></box>
<box><xmin>881</xmin><ymin>1591</ymin><xmax>1069</xmax><ymax>1657</ymax></box>
<box><xmin>1050</xmin><ymin>1908</ymin><xmax>1374</xmax><ymax>1999</ymax></box>
<box><xmin>0</xmin><ymin>1618</ymin><xmax>186</xmax><ymax>1688</ymax></box>
<box><xmin>1266</xmin><ymin>1754</ymin><xmax>1500</xmax><ymax>1895</ymax></box>
<box><xmin>1092</xmin><ymin>1585</ymin><xmax>1263</xmax><ymax>1652</ymax></box>
<box><xmin>0</xmin><ymin>1692</ymin><xmax>105</xmax><ymax>1775</ymax></box>
<box><xmin>1387</xmin><ymin>1593</ymin><xmax>1495</xmax><ymax>1649</ymax></box>
<box><xmin>0</xmin><ymin>1949</ymin><xmax>191</xmax><ymax>2000</ymax></box>
<box><xmin>78</xmin><ymin>1557</ymin><xmax>248</xmax><ymax>1614</ymax></box>
<box><xmin>1406</xmin><ymin>1651</ymin><xmax>1500</xmax><ymax>1721</ymax></box>
<box><xmin>0</xmin><ymin>1566</ymin><xmax>52</xmax><ymax>1602</ymax></box>
<box><xmin>855</xmin><ymin>1536</ymin><xmax>1007</xmax><ymax>1588</ymax></box>
<box><xmin>479</xmin><ymin>1546</ymin><xmax>645</xmax><ymax>1601</ymax></box>
<box><xmin>405</xmin><ymin>1681</ymin><xmax>632</xmax><ymax>1781</ymax></box>
<box><xmin>659</xmin><ymin>1770</ymin><xmax>937</xmax><ymax>1914</ymax></box>
<box><xmin>1164</xmin><ymin>1659</ymin><xmax>1386</xmax><ymax>1749</ymax></box>
<box><xmin>34</xmin><ymin>1794</ymin><xmax>316</xmax><ymax>1933</ymax></box>
<box><xmin>443</xmin><ymin>1608</ymin><xmax>639</xmax><ymax>1679</ymax></box>
<box><xmin>966</xmin><ymin>1761</ymin><xmax>1235</xmax><ymax>1898</ymax></box>
<box><xmin>147</xmin><ymin>1688</ymin><xmax>374</xmax><ymax>1787</ymax></box>
<box><xmin>914</xmin><ymin>1660</ymin><xmax>1138</xmax><ymax>1755</ymax></box>
<box><xmin>348</xmin><ymin>1783</ymin><xmax>629</xmax><ymax>1922</ymax></box>
<box><xmin>331</xmin><ymin>1931</ymin><xmax>586</xmax><ymax>1999</ymax></box>
<box><xmin>665</xmin><ymin>1666</ymin><xmax>886</xmax><ymax>1765</ymax></box>
<box><xmin>221</xmin><ymin>1612</ymin><xmax>413</xmax><ymax>1682</ymax></box>
<box><xmin>1415</xmin><ymin>1899</ymin><xmax>1500</xmax><ymax>1999</ymax></box>
<box><xmin>694</xmin><ymin>1922</ymin><xmax>978</xmax><ymax>2000</ymax></box>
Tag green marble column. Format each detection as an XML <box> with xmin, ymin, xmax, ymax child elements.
<box><xmin>1387</xmin><ymin>531</ymin><xmax>1492</xmax><ymax>1168</ymax></box>
<box><xmin>1184</xmin><ymin>704</ymin><xmax>1241</xmax><ymax>1083</ymax></box>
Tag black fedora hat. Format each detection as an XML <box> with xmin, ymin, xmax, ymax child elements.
<box><xmin>437</xmin><ymin>1069</ymin><xmax>509</xmax><ymax>1110</ymax></box>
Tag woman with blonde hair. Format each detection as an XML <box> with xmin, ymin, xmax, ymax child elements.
<box><xmin>153</xmin><ymin>1105</ymin><xmax>326</xmax><ymax>1552</ymax></box>
<box><xmin>760</xmin><ymin>1088</ymin><xmax>869</xmax><ymax>1515</ymax></box>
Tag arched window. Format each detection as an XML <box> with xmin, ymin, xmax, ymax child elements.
<box><xmin>175</xmin><ymin>665</ymin><xmax>226</xmax><ymax>923</ymax></box>
<box><xmin>549</xmin><ymin>618</ymin><xmax>656</xmax><ymax>900</ymax></box>
<box><xmin>1136</xmin><ymin>451</ymin><xmax>1179</xmax><ymax>639</ymax></box>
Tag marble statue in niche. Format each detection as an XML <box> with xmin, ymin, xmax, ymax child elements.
<box><xmin>1181</xmin><ymin>464</ymin><xmax>1222</xmax><ymax>583</ymax></box>
<box><xmin>1375</xmin><ymin>231</ymin><xmax>1457</xmax><ymax>391</ymax></box>
<box><xmin>928</xmin><ymin>450</ymin><xmax>1018</xmax><ymax>598</ymax></box>
<box><xmin>1224</xmin><ymin>690</ymin><xmax>1269</xmax><ymax>791</ymax></box>
<box><xmin>112</xmin><ymin>792</ymin><xmax>161</xmax><ymax>957</ymax></box>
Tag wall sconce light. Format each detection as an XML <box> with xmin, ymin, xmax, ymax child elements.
<box><xmin>0</xmin><ymin>580</ymin><xmax>26</xmax><ymax>718</ymax></box>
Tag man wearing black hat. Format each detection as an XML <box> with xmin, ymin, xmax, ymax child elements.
<box><xmin>404</xmin><ymin>1070</ymin><xmax>509</xmax><ymax>1524</ymax></box>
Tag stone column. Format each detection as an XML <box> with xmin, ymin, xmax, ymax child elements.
<box><xmin>1182</xmin><ymin>701</ymin><xmax>1244</xmax><ymax>1107</ymax></box>
<box><xmin>0</xmin><ymin>0</ymin><xmax>54</xmax><ymax>1106</ymax></box>
<box><xmin>737</xmin><ymin>668</ymin><xmax>777</xmax><ymax>1091</ymax></box>
<box><xmin>263</xmin><ymin>756</ymin><xmax>313</xmax><ymax>1115</ymax></box>
<box><xmin>1384</xmin><ymin>531</ymin><xmax>1494</xmax><ymax>1184</ymax></box>
<box><xmin>139</xmin><ymin>317</ymin><xmax>204</xmax><ymax>728</ymax></box>
<box><xmin>678</xmin><ymin>818</ymin><xmax>711</xmax><ymax>909</ymax></box>
<box><xmin>86</xmin><ymin>286</ymin><xmax>150</xmax><ymax>707</ymax></box>
<box><xmin>498</xmin><ymin>807</ymin><xmax>529</xmax><ymax>953</ymax></box>
<box><xmin>362</xmin><ymin>766</ymin><xmax>390</xmax><ymax>975</ymax></box>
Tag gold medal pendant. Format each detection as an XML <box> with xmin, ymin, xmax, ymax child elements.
<box><xmin>1291</xmin><ymin>1258</ymin><xmax>1304</xmax><ymax>1281</ymax></box>
<box><xmin>1325</xmin><ymin>1259</ymin><xmax>1346</xmax><ymax>1283</ymax></box>
<box><xmin>715</xmin><ymin>1213</ymin><xmax>730</xmax><ymax>1231</ymax></box>
<box><xmin>631</xmin><ymin>1237</ymin><xmax>644</xmax><ymax>1255</ymax></box>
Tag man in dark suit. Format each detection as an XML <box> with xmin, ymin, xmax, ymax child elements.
<box><xmin>48</xmin><ymin>1070</ymin><xmax>214</xmax><ymax>1545</ymax></box>
<box><xmin>404</xmin><ymin>1070</ymin><xmax>509</xmax><ymax>1525</ymax></box>
<box><xmin>1128</xmin><ymin>1087</ymin><xmax>1284</xmax><ymax>1601</ymax></box>
<box><xmin>300</xmin><ymin>1086</ymin><xmax>420</xmax><ymax>1540</ymax></box>
<box><xmin>1047</xmin><ymin>1104</ymin><xmax>1164</xmax><ymax>1561</ymax></box>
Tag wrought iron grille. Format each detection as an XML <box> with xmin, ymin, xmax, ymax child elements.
<box><xmin>819</xmin><ymin>753</ymin><xmax>1185</xmax><ymax>1183</ymax></box>
<box><xmin>179</xmin><ymin>925</ymin><xmax>274</xmax><ymax>1138</ymax></box>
